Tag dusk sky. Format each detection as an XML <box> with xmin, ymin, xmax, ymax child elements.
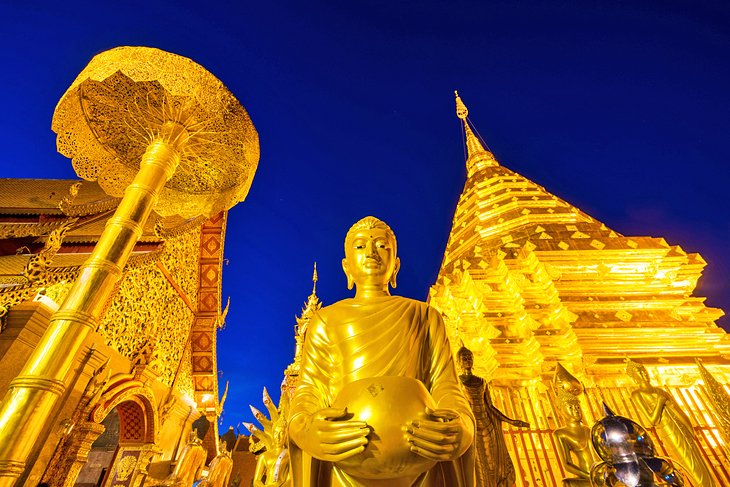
<box><xmin>2</xmin><ymin>1</ymin><xmax>729</xmax><ymax>430</ymax></box>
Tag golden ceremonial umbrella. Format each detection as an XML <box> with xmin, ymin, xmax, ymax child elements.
<box><xmin>0</xmin><ymin>47</ymin><xmax>258</xmax><ymax>485</ymax></box>
<box><xmin>53</xmin><ymin>45</ymin><xmax>259</xmax><ymax>218</ymax></box>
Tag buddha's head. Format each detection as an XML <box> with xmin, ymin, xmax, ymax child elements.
<box><xmin>626</xmin><ymin>359</ymin><xmax>650</xmax><ymax>386</ymax></box>
<box><xmin>273</xmin><ymin>417</ymin><xmax>288</xmax><ymax>449</ymax></box>
<box><xmin>342</xmin><ymin>216</ymin><xmax>400</xmax><ymax>294</ymax></box>
<box><xmin>457</xmin><ymin>345</ymin><xmax>474</xmax><ymax>373</ymax></box>
<box><xmin>221</xmin><ymin>427</ymin><xmax>237</xmax><ymax>454</ymax></box>
<box><xmin>557</xmin><ymin>390</ymin><xmax>583</xmax><ymax>424</ymax></box>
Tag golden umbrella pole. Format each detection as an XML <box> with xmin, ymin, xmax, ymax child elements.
<box><xmin>0</xmin><ymin>130</ymin><xmax>182</xmax><ymax>481</ymax></box>
<box><xmin>0</xmin><ymin>47</ymin><xmax>258</xmax><ymax>485</ymax></box>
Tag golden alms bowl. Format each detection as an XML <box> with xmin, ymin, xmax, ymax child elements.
<box><xmin>332</xmin><ymin>376</ymin><xmax>437</xmax><ymax>479</ymax></box>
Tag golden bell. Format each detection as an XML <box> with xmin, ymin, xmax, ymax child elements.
<box><xmin>331</xmin><ymin>376</ymin><xmax>437</xmax><ymax>479</ymax></box>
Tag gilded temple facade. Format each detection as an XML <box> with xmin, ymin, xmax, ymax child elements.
<box><xmin>428</xmin><ymin>95</ymin><xmax>730</xmax><ymax>485</ymax></box>
<box><xmin>0</xmin><ymin>178</ymin><xmax>229</xmax><ymax>486</ymax></box>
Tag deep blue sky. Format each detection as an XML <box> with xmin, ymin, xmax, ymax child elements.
<box><xmin>2</xmin><ymin>1</ymin><xmax>729</xmax><ymax>430</ymax></box>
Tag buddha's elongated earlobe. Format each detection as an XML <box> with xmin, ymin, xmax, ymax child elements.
<box><xmin>342</xmin><ymin>258</ymin><xmax>354</xmax><ymax>290</ymax></box>
<box><xmin>389</xmin><ymin>258</ymin><xmax>401</xmax><ymax>289</ymax></box>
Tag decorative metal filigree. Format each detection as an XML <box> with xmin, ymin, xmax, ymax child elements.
<box><xmin>23</xmin><ymin>223</ymin><xmax>72</xmax><ymax>282</ymax></box>
<box><xmin>52</xmin><ymin>46</ymin><xmax>260</xmax><ymax>219</ymax></box>
<box><xmin>98</xmin><ymin>228</ymin><xmax>200</xmax><ymax>388</ymax></box>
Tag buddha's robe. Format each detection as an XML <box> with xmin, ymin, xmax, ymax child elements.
<box><xmin>633</xmin><ymin>388</ymin><xmax>717</xmax><ymax>487</ymax></box>
<box><xmin>289</xmin><ymin>295</ymin><xmax>475</xmax><ymax>487</ymax></box>
<box><xmin>160</xmin><ymin>440</ymin><xmax>206</xmax><ymax>486</ymax></box>
<box><xmin>199</xmin><ymin>452</ymin><xmax>234</xmax><ymax>487</ymax></box>
<box><xmin>460</xmin><ymin>376</ymin><xmax>516</xmax><ymax>487</ymax></box>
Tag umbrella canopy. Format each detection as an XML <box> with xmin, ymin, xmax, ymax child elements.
<box><xmin>52</xmin><ymin>46</ymin><xmax>259</xmax><ymax>218</ymax></box>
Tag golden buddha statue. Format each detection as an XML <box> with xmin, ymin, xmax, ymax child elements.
<box><xmin>553</xmin><ymin>390</ymin><xmax>593</xmax><ymax>486</ymax></box>
<box><xmin>199</xmin><ymin>427</ymin><xmax>237</xmax><ymax>487</ymax></box>
<box><xmin>456</xmin><ymin>345</ymin><xmax>529</xmax><ymax>487</ymax></box>
<box><xmin>160</xmin><ymin>428</ymin><xmax>207</xmax><ymax>486</ymax></box>
<box><xmin>627</xmin><ymin>359</ymin><xmax>716</xmax><ymax>487</ymax></box>
<box><xmin>247</xmin><ymin>388</ymin><xmax>292</xmax><ymax>487</ymax></box>
<box><xmin>288</xmin><ymin>216</ymin><xmax>475</xmax><ymax>487</ymax></box>
<box><xmin>253</xmin><ymin>418</ymin><xmax>291</xmax><ymax>487</ymax></box>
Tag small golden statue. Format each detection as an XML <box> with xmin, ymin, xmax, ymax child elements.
<box><xmin>246</xmin><ymin>388</ymin><xmax>291</xmax><ymax>487</ymax></box>
<box><xmin>457</xmin><ymin>345</ymin><xmax>529</xmax><ymax>487</ymax></box>
<box><xmin>551</xmin><ymin>363</ymin><xmax>593</xmax><ymax>486</ymax></box>
<box><xmin>553</xmin><ymin>390</ymin><xmax>593</xmax><ymax>486</ymax></box>
<box><xmin>627</xmin><ymin>359</ymin><xmax>717</xmax><ymax>487</ymax></box>
<box><xmin>199</xmin><ymin>427</ymin><xmax>236</xmax><ymax>487</ymax></box>
<box><xmin>288</xmin><ymin>216</ymin><xmax>475</xmax><ymax>486</ymax></box>
<box><xmin>159</xmin><ymin>422</ymin><xmax>208</xmax><ymax>486</ymax></box>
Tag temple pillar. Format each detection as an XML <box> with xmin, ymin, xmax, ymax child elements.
<box><xmin>0</xmin><ymin>301</ymin><xmax>53</xmax><ymax>390</ymax></box>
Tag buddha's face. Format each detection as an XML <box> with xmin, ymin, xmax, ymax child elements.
<box><xmin>458</xmin><ymin>351</ymin><xmax>473</xmax><ymax>372</ymax></box>
<box><xmin>273</xmin><ymin>423</ymin><xmax>286</xmax><ymax>449</ymax></box>
<box><xmin>343</xmin><ymin>227</ymin><xmax>400</xmax><ymax>290</ymax></box>
<box><xmin>561</xmin><ymin>401</ymin><xmax>583</xmax><ymax>423</ymax></box>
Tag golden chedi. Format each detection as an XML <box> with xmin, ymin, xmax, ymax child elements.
<box><xmin>429</xmin><ymin>92</ymin><xmax>730</xmax><ymax>486</ymax></box>
<box><xmin>288</xmin><ymin>216</ymin><xmax>475</xmax><ymax>487</ymax></box>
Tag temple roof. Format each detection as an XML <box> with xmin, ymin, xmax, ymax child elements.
<box><xmin>0</xmin><ymin>178</ymin><xmax>108</xmax><ymax>214</ymax></box>
<box><xmin>0</xmin><ymin>178</ymin><xmax>191</xmax><ymax>245</ymax></box>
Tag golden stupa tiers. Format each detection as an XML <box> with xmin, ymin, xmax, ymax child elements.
<box><xmin>428</xmin><ymin>92</ymin><xmax>730</xmax><ymax>486</ymax></box>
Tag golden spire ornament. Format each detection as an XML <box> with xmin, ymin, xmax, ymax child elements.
<box><xmin>0</xmin><ymin>46</ymin><xmax>259</xmax><ymax>485</ymax></box>
<box><xmin>283</xmin><ymin>263</ymin><xmax>323</xmax><ymax>397</ymax></box>
<box><xmin>454</xmin><ymin>91</ymin><xmax>497</xmax><ymax>175</ymax></box>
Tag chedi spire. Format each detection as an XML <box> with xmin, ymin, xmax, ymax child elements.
<box><xmin>454</xmin><ymin>91</ymin><xmax>498</xmax><ymax>176</ymax></box>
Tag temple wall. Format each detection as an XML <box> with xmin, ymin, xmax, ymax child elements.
<box><xmin>0</xmin><ymin>300</ymin><xmax>199</xmax><ymax>486</ymax></box>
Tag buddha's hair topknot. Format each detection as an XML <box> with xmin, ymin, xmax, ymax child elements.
<box><xmin>625</xmin><ymin>358</ymin><xmax>648</xmax><ymax>382</ymax></box>
<box><xmin>556</xmin><ymin>389</ymin><xmax>581</xmax><ymax>408</ymax></box>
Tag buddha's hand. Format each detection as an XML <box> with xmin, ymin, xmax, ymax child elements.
<box><xmin>289</xmin><ymin>407</ymin><xmax>369</xmax><ymax>462</ymax></box>
<box><xmin>407</xmin><ymin>407</ymin><xmax>474</xmax><ymax>462</ymax></box>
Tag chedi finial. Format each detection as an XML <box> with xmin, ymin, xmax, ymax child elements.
<box><xmin>455</xmin><ymin>90</ymin><xmax>469</xmax><ymax>120</ymax></box>
<box><xmin>312</xmin><ymin>262</ymin><xmax>318</xmax><ymax>295</ymax></box>
<box><xmin>453</xmin><ymin>91</ymin><xmax>498</xmax><ymax>174</ymax></box>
